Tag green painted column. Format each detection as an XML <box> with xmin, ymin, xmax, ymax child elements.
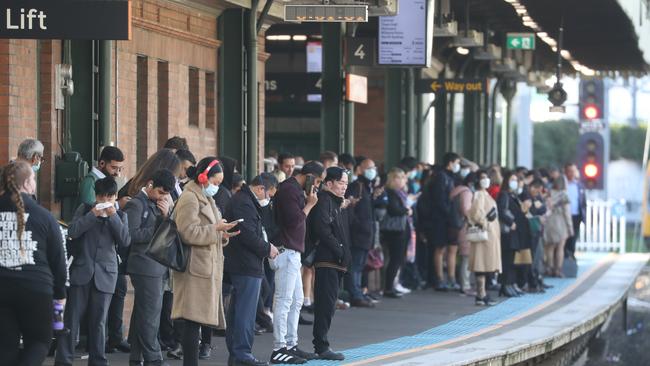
<box><xmin>246</xmin><ymin>0</ymin><xmax>259</xmax><ymax>180</ymax></box>
<box><xmin>462</xmin><ymin>93</ymin><xmax>476</xmax><ymax>161</ymax></box>
<box><xmin>321</xmin><ymin>23</ymin><xmax>344</xmax><ymax>153</ymax></box>
<box><xmin>404</xmin><ymin>68</ymin><xmax>417</xmax><ymax>157</ymax></box>
<box><xmin>434</xmin><ymin>91</ymin><xmax>448</xmax><ymax>164</ymax></box>
<box><xmin>99</xmin><ymin>40</ymin><xmax>112</xmax><ymax>148</ymax></box>
<box><xmin>218</xmin><ymin>10</ymin><xmax>245</xmax><ymax>167</ymax></box>
<box><xmin>384</xmin><ymin>68</ymin><xmax>404</xmax><ymax>169</ymax></box>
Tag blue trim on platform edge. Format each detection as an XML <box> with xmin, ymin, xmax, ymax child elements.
<box><xmin>306</xmin><ymin>252</ymin><xmax>609</xmax><ymax>365</ymax></box>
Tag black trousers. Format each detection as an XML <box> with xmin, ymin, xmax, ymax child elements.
<box><xmin>0</xmin><ymin>280</ymin><xmax>53</xmax><ymax>366</ymax></box>
<box><xmin>181</xmin><ymin>319</ymin><xmax>201</xmax><ymax>366</ymax></box>
<box><xmin>107</xmin><ymin>273</ymin><xmax>127</xmax><ymax>346</ymax></box>
<box><xmin>159</xmin><ymin>291</ymin><xmax>182</xmax><ymax>349</ymax></box>
<box><xmin>500</xmin><ymin>235</ymin><xmax>516</xmax><ymax>286</ymax></box>
<box><xmin>313</xmin><ymin>267</ymin><xmax>342</xmax><ymax>354</ymax></box>
<box><xmin>382</xmin><ymin>230</ymin><xmax>409</xmax><ymax>292</ymax></box>
<box><xmin>565</xmin><ymin>215</ymin><xmax>581</xmax><ymax>258</ymax></box>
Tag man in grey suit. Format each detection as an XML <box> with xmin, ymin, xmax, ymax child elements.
<box><xmin>123</xmin><ymin>169</ymin><xmax>176</xmax><ymax>366</ymax></box>
<box><xmin>55</xmin><ymin>177</ymin><xmax>131</xmax><ymax>366</ymax></box>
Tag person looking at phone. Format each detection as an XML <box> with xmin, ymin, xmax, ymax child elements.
<box><xmin>224</xmin><ymin>174</ymin><xmax>280</xmax><ymax>366</ymax></box>
<box><xmin>270</xmin><ymin>161</ymin><xmax>325</xmax><ymax>364</ymax></box>
<box><xmin>55</xmin><ymin>177</ymin><xmax>131</xmax><ymax>366</ymax></box>
<box><xmin>123</xmin><ymin>168</ymin><xmax>176</xmax><ymax>366</ymax></box>
<box><xmin>170</xmin><ymin>158</ymin><xmax>240</xmax><ymax>366</ymax></box>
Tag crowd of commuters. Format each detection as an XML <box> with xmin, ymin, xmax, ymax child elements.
<box><xmin>0</xmin><ymin>137</ymin><xmax>586</xmax><ymax>366</ymax></box>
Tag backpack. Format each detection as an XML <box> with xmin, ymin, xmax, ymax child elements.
<box><xmin>449</xmin><ymin>190</ymin><xmax>467</xmax><ymax>229</ymax></box>
<box><xmin>65</xmin><ymin>203</ymin><xmax>94</xmax><ymax>259</ymax></box>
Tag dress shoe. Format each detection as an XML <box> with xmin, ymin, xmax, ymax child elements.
<box><xmin>301</xmin><ymin>304</ymin><xmax>314</xmax><ymax>314</ymax></box>
<box><xmin>288</xmin><ymin>346</ymin><xmax>318</xmax><ymax>360</ymax></box>
<box><xmin>111</xmin><ymin>340</ymin><xmax>131</xmax><ymax>353</ymax></box>
<box><xmin>166</xmin><ymin>343</ymin><xmax>183</xmax><ymax>360</ymax></box>
<box><xmin>298</xmin><ymin>315</ymin><xmax>313</xmax><ymax>325</ymax></box>
<box><xmin>317</xmin><ymin>349</ymin><xmax>345</xmax><ymax>361</ymax></box>
<box><xmin>233</xmin><ymin>358</ymin><xmax>270</xmax><ymax>366</ymax></box>
<box><xmin>199</xmin><ymin>343</ymin><xmax>212</xmax><ymax>360</ymax></box>
<box><xmin>351</xmin><ymin>298</ymin><xmax>375</xmax><ymax>308</ymax></box>
<box><xmin>383</xmin><ymin>291</ymin><xmax>403</xmax><ymax>299</ymax></box>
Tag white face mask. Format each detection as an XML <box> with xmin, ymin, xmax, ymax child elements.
<box><xmin>517</xmin><ymin>187</ymin><xmax>523</xmax><ymax>195</ymax></box>
<box><xmin>258</xmin><ymin>198</ymin><xmax>270</xmax><ymax>207</ymax></box>
<box><xmin>509</xmin><ymin>180</ymin><xmax>519</xmax><ymax>192</ymax></box>
<box><xmin>460</xmin><ymin>168</ymin><xmax>470</xmax><ymax>178</ymax></box>
<box><xmin>451</xmin><ymin>163</ymin><xmax>461</xmax><ymax>174</ymax></box>
<box><xmin>480</xmin><ymin>178</ymin><xmax>491</xmax><ymax>189</ymax></box>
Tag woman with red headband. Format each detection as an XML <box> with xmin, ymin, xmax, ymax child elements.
<box><xmin>172</xmin><ymin>157</ymin><xmax>241</xmax><ymax>366</ymax></box>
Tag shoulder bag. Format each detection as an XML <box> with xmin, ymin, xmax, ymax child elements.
<box><xmin>146</xmin><ymin>207</ymin><xmax>190</xmax><ymax>272</ymax></box>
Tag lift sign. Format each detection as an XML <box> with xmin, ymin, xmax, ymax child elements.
<box><xmin>1</xmin><ymin>0</ymin><xmax>131</xmax><ymax>40</ymax></box>
<box><xmin>415</xmin><ymin>78</ymin><xmax>488</xmax><ymax>94</ymax></box>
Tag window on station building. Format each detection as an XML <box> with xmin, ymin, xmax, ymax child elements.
<box><xmin>205</xmin><ymin>71</ymin><xmax>216</xmax><ymax>130</ymax></box>
<box><xmin>188</xmin><ymin>67</ymin><xmax>199</xmax><ymax>126</ymax></box>
<box><xmin>136</xmin><ymin>55</ymin><xmax>149</xmax><ymax>168</ymax></box>
<box><xmin>157</xmin><ymin>61</ymin><xmax>169</xmax><ymax>149</ymax></box>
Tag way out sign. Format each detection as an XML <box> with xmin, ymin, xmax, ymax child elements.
<box><xmin>506</xmin><ymin>33</ymin><xmax>535</xmax><ymax>50</ymax></box>
<box><xmin>416</xmin><ymin>79</ymin><xmax>488</xmax><ymax>94</ymax></box>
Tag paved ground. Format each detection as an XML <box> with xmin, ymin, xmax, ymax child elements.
<box><xmin>43</xmin><ymin>286</ymin><xmax>498</xmax><ymax>366</ymax></box>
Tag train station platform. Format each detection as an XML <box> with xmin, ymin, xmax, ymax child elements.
<box><xmin>45</xmin><ymin>252</ymin><xmax>648</xmax><ymax>366</ymax></box>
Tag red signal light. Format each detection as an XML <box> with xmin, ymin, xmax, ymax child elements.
<box><xmin>584</xmin><ymin>163</ymin><xmax>599</xmax><ymax>178</ymax></box>
<box><xmin>583</xmin><ymin>103</ymin><xmax>601</xmax><ymax>120</ymax></box>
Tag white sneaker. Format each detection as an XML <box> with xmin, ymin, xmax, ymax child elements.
<box><xmin>395</xmin><ymin>283</ymin><xmax>411</xmax><ymax>294</ymax></box>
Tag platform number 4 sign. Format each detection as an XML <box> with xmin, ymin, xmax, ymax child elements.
<box><xmin>346</xmin><ymin>37</ymin><xmax>375</xmax><ymax>66</ymax></box>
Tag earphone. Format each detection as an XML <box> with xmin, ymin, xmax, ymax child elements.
<box><xmin>198</xmin><ymin>159</ymin><xmax>220</xmax><ymax>185</ymax></box>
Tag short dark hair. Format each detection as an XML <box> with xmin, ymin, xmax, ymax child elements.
<box><xmin>399</xmin><ymin>156</ymin><xmax>418</xmax><ymax>171</ymax></box>
<box><xmin>319</xmin><ymin>151</ymin><xmax>338</xmax><ymax>163</ymax></box>
<box><xmin>94</xmin><ymin>177</ymin><xmax>118</xmax><ymax>197</ymax></box>
<box><xmin>278</xmin><ymin>152</ymin><xmax>294</xmax><ymax>166</ymax></box>
<box><xmin>324</xmin><ymin>167</ymin><xmax>346</xmax><ymax>182</ymax></box>
<box><xmin>151</xmin><ymin>169</ymin><xmax>176</xmax><ymax>193</ymax></box>
<box><xmin>99</xmin><ymin>146</ymin><xmax>124</xmax><ymax>163</ymax></box>
<box><xmin>193</xmin><ymin>157</ymin><xmax>223</xmax><ymax>183</ymax></box>
<box><xmin>164</xmin><ymin>136</ymin><xmax>189</xmax><ymax>151</ymax></box>
<box><xmin>175</xmin><ymin>149</ymin><xmax>196</xmax><ymax>165</ymax></box>
<box><xmin>232</xmin><ymin>173</ymin><xmax>245</xmax><ymax>188</ymax></box>
<box><xmin>251</xmin><ymin>173</ymin><xmax>278</xmax><ymax>191</ymax></box>
<box><xmin>443</xmin><ymin>152</ymin><xmax>460</xmax><ymax>167</ymax></box>
<box><xmin>338</xmin><ymin>153</ymin><xmax>356</xmax><ymax>167</ymax></box>
<box><xmin>530</xmin><ymin>178</ymin><xmax>545</xmax><ymax>188</ymax></box>
<box><xmin>301</xmin><ymin>161</ymin><xmax>325</xmax><ymax>177</ymax></box>
<box><xmin>354</xmin><ymin>155</ymin><xmax>368</xmax><ymax>169</ymax></box>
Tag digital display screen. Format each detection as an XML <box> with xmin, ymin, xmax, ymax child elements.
<box><xmin>378</xmin><ymin>0</ymin><xmax>431</xmax><ymax>66</ymax></box>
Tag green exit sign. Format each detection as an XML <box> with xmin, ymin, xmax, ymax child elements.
<box><xmin>506</xmin><ymin>33</ymin><xmax>535</xmax><ymax>50</ymax></box>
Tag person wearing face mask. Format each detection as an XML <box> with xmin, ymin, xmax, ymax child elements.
<box><xmin>467</xmin><ymin>171</ymin><xmax>502</xmax><ymax>305</ymax></box>
<box><xmin>424</xmin><ymin>152</ymin><xmax>461</xmax><ymax>292</ymax></box>
<box><xmin>123</xmin><ymin>168</ymin><xmax>177</xmax><ymax>366</ymax></box>
<box><xmin>449</xmin><ymin>173</ymin><xmax>475</xmax><ymax>295</ymax></box>
<box><xmin>55</xmin><ymin>177</ymin><xmax>131</xmax><ymax>366</ymax></box>
<box><xmin>0</xmin><ymin>162</ymin><xmax>68</xmax><ymax>366</ymax></box>
<box><xmin>224</xmin><ymin>174</ymin><xmax>279</xmax><ymax>366</ymax></box>
<box><xmin>308</xmin><ymin>167</ymin><xmax>351</xmax><ymax>360</ymax></box>
<box><xmin>15</xmin><ymin>138</ymin><xmax>45</xmax><ymax>174</ymax></box>
<box><xmin>496</xmin><ymin>172</ymin><xmax>531</xmax><ymax>298</ymax></box>
<box><xmin>344</xmin><ymin>158</ymin><xmax>381</xmax><ymax>308</ymax></box>
<box><xmin>172</xmin><ymin>158</ymin><xmax>240</xmax><ymax>366</ymax></box>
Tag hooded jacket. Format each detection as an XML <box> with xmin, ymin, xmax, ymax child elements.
<box><xmin>309</xmin><ymin>190</ymin><xmax>351</xmax><ymax>272</ymax></box>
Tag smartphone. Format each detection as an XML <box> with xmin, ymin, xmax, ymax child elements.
<box><xmin>305</xmin><ymin>175</ymin><xmax>315</xmax><ymax>195</ymax></box>
<box><xmin>234</xmin><ymin>219</ymin><xmax>244</xmax><ymax>223</ymax></box>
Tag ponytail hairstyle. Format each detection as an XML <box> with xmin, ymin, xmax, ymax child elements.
<box><xmin>0</xmin><ymin>161</ymin><xmax>32</xmax><ymax>255</ymax></box>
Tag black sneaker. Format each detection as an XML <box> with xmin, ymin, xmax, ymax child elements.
<box><xmin>199</xmin><ymin>343</ymin><xmax>212</xmax><ymax>360</ymax></box>
<box><xmin>317</xmin><ymin>349</ymin><xmax>345</xmax><ymax>361</ymax></box>
<box><xmin>288</xmin><ymin>346</ymin><xmax>318</xmax><ymax>360</ymax></box>
<box><xmin>270</xmin><ymin>348</ymin><xmax>306</xmax><ymax>364</ymax></box>
<box><xmin>166</xmin><ymin>343</ymin><xmax>183</xmax><ymax>360</ymax></box>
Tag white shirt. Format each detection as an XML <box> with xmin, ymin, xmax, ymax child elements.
<box><xmin>92</xmin><ymin>166</ymin><xmax>106</xmax><ymax>180</ymax></box>
<box><xmin>566</xmin><ymin>178</ymin><xmax>580</xmax><ymax>216</ymax></box>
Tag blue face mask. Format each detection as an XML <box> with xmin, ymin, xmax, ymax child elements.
<box><xmin>364</xmin><ymin>168</ymin><xmax>377</xmax><ymax>181</ymax></box>
<box><xmin>203</xmin><ymin>183</ymin><xmax>219</xmax><ymax>197</ymax></box>
<box><xmin>412</xmin><ymin>182</ymin><xmax>421</xmax><ymax>193</ymax></box>
<box><xmin>414</xmin><ymin>170</ymin><xmax>423</xmax><ymax>180</ymax></box>
<box><xmin>409</xmin><ymin>170</ymin><xmax>417</xmax><ymax>180</ymax></box>
<box><xmin>32</xmin><ymin>162</ymin><xmax>41</xmax><ymax>173</ymax></box>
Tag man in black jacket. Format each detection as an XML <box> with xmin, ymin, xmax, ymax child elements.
<box><xmin>344</xmin><ymin>157</ymin><xmax>380</xmax><ymax>308</ymax></box>
<box><xmin>225</xmin><ymin>175</ymin><xmax>280</xmax><ymax>366</ymax></box>
<box><xmin>309</xmin><ymin>167</ymin><xmax>351</xmax><ymax>361</ymax></box>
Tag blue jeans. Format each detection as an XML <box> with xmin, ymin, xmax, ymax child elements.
<box><xmin>226</xmin><ymin>274</ymin><xmax>262</xmax><ymax>362</ymax></box>
<box><xmin>345</xmin><ymin>247</ymin><xmax>368</xmax><ymax>300</ymax></box>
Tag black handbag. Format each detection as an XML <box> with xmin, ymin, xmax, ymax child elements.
<box><xmin>380</xmin><ymin>214</ymin><xmax>408</xmax><ymax>232</ymax></box>
<box><xmin>146</xmin><ymin>209</ymin><xmax>190</xmax><ymax>272</ymax></box>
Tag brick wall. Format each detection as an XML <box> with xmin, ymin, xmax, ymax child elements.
<box><xmin>355</xmin><ymin>86</ymin><xmax>385</xmax><ymax>163</ymax></box>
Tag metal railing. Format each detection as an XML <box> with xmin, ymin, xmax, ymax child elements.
<box><xmin>577</xmin><ymin>199</ymin><xmax>627</xmax><ymax>253</ymax></box>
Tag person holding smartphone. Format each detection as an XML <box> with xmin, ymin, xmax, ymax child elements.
<box><xmin>270</xmin><ymin>161</ymin><xmax>325</xmax><ymax>364</ymax></box>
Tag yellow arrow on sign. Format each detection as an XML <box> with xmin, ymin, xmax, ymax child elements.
<box><xmin>430</xmin><ymin>81</ymin><xmax>441</xmax><ymax>91</ymax></box>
